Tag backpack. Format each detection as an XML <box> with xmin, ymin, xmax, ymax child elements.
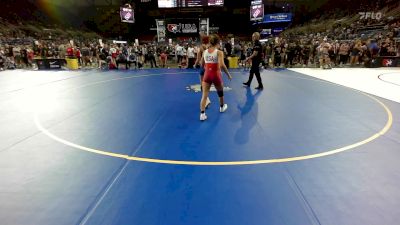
<box><xmin>99</xmin><ymin>53</ymin><xmax>107</xmax><ymax>60</ymax></box>
<box><xmin>128</xmin><ymin>54</ymin><xmax>136</xmax><ymax>62</ymax></box>
<box><xmin>117</xmin><ymin>53</ymin><xmax>127</xmax><ymax>62</ymax></box>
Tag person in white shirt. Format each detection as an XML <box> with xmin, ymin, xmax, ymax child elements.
<box><xmin>187</xmin><ymin>44</ymin><xmax>195</xmax><ymax>68</ymax></box>
<box><xmin>13</xmin><ymin>46</ymin><xmax>21</xmax><ymax>67</ymax></box>
<box><xmin>175</xmin><ymin>43</ymin><xmax>184</xmax><ymax>64</ymax></box>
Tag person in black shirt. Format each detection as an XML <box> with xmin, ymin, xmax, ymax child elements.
<box><xmin>21</xmin><ymin>48</ymin><xmax>29</xmax><ymax>68</ymax></box>
<box><xmin>147</xmin><ymin>45</ymin><xmax>158</xmax><ymax>68</ymax></box>
<box><xmin>302</xmin><ymin>44</ymin><xmax>311</xmax><ymax>67</ymax></box>
<box><xmin>273</xmin><ymin>44</ymin><xmax>282</xmax><ymax>67</ymax></box>
<box><xmin>243</xmin><ymin>32</ymin><xmax>263</xmax><ymax>90</ymax></box>
<box><xmin>224</xmin><ymin>40</ymin><xmax>232</xmax><ymax>57</ymax></box>
<box><xmin>286</xmin><ymin>43</ymin><xmax>295</xmax><ymax>67</ymax></box>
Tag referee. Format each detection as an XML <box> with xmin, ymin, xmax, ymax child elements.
<box><xmin>243</xmin><ymin>32</ymin><xmax>264</xmax><ymax>90</ymax></box>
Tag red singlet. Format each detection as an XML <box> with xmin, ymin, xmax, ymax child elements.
<box><xmin>203</xmin><ymin>48</ymin><xmax>222</xmax><ymax>86</ymax></box>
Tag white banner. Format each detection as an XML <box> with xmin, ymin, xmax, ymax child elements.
<box><xmin>156</xmin><ymin>19</ymin><xmax>166</xmax><ymax>42</ymax></box>
<box><xmin>113</xmin><ymin>40</ymin><xmax>127</xmax><ymax>44</ymax></box>
<box><xmin>199</xmin><ymin>18</ymin><xmax>209</xmax><ymax>35</ymax></box>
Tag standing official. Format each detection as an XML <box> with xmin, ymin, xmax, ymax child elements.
<box><xmin>243</xmin><ymin>32</ymin><xmax>264</xmax><ymax>90</ymax></box>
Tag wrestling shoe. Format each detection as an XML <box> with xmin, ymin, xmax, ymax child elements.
<box><xmin>220</xmin><ymin>104</ymin><xmax>228</xmax><ymax>113</ymax></box>
<box><xmin>200</xmin><ymin>113</ymin><xmax>207</xmax><ymax>121</ymax></box>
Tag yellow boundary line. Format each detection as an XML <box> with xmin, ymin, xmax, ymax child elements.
<box><xmin>34</xmin><ymin>72</ymin><xmax>393</xmax><ymax>166</ymax></box>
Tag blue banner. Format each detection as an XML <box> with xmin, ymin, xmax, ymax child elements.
<box><xmin>272</xmin><ymin>28</ymin><xmax>284</xmax><ymax>34</ymax></box>
<box><xmin>259</xmin><ymin>28</ymin><xmax>285</xmax><ymax>36</ymax></box>
<box><xmin>262</xmin><ymin>13</ymin><xmax>292</xmax><ymax>23</ymax></box>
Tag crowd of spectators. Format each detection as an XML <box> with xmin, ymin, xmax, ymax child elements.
<box><xmin>255</xmin><ymin>20</ymin><xmax>400</xmax><ymax>69</ymax></box>
<box><xmin>1</xmin><ymin>28</ymin><xmax>398</xmax><ymax>71</ymax></box>
<box><xmin>251</xmin><ymin>3</ymin><xmax>400</xmax><ymax>69</ymax></box>
<box><xmin>0</xmin><ymin>30</ymin><xmax>254</xmax><ymax>70</ymax></box>
<box><xmin>1</xmin><ymin>1</ymin><xmax>399</xmax><ymax>71</ymax></box>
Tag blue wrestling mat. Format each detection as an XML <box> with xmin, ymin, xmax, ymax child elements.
<box><xmin>0</xmin><ymin>68</ymin><xmax>399</xmax><ymax>225</ymax></box>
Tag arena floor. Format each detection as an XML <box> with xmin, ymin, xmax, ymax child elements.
<box><xmin>0</xmin><ymin>67</ymin><xmax>399</xmax><ymax>225</ymax></box>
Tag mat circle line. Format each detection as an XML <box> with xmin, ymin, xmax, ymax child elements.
<box><xmin>34</xmin><ymin>71</ymin><xmax>393</xmax><ymax>166</ymax></box>
<box><xmin>378</xmin><ymin>72</ymin><xmax>400</xmax><ymax>87</ymax></box>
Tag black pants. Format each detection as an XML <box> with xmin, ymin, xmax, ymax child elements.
<box><xmin>247</xmin><ymin>65</ymin><xmax>263</xmax><ymax>87</ymax></box>
<box><xmin>177</xmin><ymin>55</ymin><xmax>183</xmax><ymax>63</ymax></box>
<box><xmin>116</xmin><ymin>60</ymin><xmax>129</xmax><ymax>69</ymax></box>
<box><xmin>187</xmin><ymin>58</ymin><xmax>195</xmax><ymax>68</ymax></box>
<box><xmin>287</xmin><ymin>54</ymin><xmax>294</xmax><ymax>66</ymax></box>
<box><xmin>149</xmin><ymin>55</ymin><xmax>157</xmax><ymax>68</ymax></box>
<box><xmin>274</xmin><ymin>56</ymin><xmax>281</xmax><ymax>67</ymax></box>
<box><xmin>339</xmin><ymin>55</ymin><xmax>348</xmax><ymax>65</ymax></box>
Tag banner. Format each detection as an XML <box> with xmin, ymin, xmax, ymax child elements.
<box><xmin>120</xmin><ymin>7</ymin><xmax>135</xmax><ymax>23</ymax></box>
<box><xmin>262</xmin><ymin>13</ymin><xmax>292</xmax><ymax>23</ymax></box>
<box><xmin>209</xmin><ymin>26</ymin><xmax>219</xmax><ymax>34</ymax></box>
<box><xmin>165</xmin><ymin>19</ymin><xmax>199</xmax><ymax>36</ymax></box>
<box><xmin>167</xmin><ymin>23</ymin><xmax>197</xmax><ymax>34</ymax></box>
<box><xmin>251</xmin><ymin>0</ymin><xmax>262</xmax><ymax>5</ymax></box>
<box><xmin>36</xmin><ymin>59</ymin><xmax>65</xmax><ymax>70</ymax></box>
<box><xmin>157</xmin><ymin>18</ymin><xmax>208</xmax><ymax>39</ymax></box>
<box><xmin>158</xmin><ymin>0</ymin><xmax>223</xmax><ymax>8</ymax></box>
<box><xmin>261</xmin><ymin>29</ymin><xmax>271</xmax><ymax>34</ymax></box>
<box><xmin>113</xmin><ymin>40</ymin><xmax>127</xmax><ymax>44</ymax></box>
<box><xmin>199</xmin><ymin>18</ymin><xmax>209</xmax><ymax>35</ymax></box>
<box><xmin>370</xmin><ymin>57</ymin><xmax>400</xmax><ymax>67</ymax></box>
<box><xmin>250</xmin><ymin>4</ymin><xmax>264</xmax><ymax>21</ymax></box>
<box><xmin>156</xmin><ymin>20</ymin><xmax>166</xmax><ymax>42</ymax></box>
<box><xmin>272</xmin><ymin>28</ymin><xmax>284</xmax><ymax>35</ymax></box>
<box><xmin>380</xmin><ymin>57</ymin><xmax>400</xmax><ymax>67</ymax></box>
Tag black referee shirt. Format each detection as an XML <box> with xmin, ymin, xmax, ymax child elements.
<box><xmin>252</xmin><ymin>40</ymin><xmax>262</xmax><ymax>65</ymax></box>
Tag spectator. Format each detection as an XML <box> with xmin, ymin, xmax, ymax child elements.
<box><xmin>338</xmin><ymin>42</ymin><xmax>350</xmax><ymax>66</ymax></box>
<box><xmin>160</xmin><ymin>51</ymin><xmax>167</xmax><ymax>68</ymax></box>
<box><xmin>187</xmin><ymin>44</ymin><xmax>195</xmax><ymax>68</ymax></box>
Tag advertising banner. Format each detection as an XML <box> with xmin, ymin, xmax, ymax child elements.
<box><xmin>156</xmin><ymin>20</ymin><xmax>166</xmax><ymax>42</ymax></box>
<box><xmin>120</xmin><ymin>7</ymin><xmax>135</xmax><ymax>23</ymax></box>
<box><xmin>370</xmin><ymin>57</ymin><xmax>400</xmax><ymax>67</ymax></box>
<box><xmin>157</xmin><ymin>18</ymin><xmax>209</xmax><ymax>39</ymax></box>
<box><xmin>262</xmin><ymin>13</ymin><xmax>292</xmax><ymax>23</ymax></box>
<box><xmin>260</xmin><ymin>28</ymin><xmax>284</xmax><ymax>36</ymax></box>
<box><xmin>250</xmin><ymin>4</ymin><xmax>264</xmax><ymax>21</ymax></box>
<box><xmin>158</xmin><ymin>0</ymin><xmax>223</xmax><ymax>8</ymax></box>
<box><xmin>199</xmin><ymin>18</ymin><xmax>209</xmax><ymax>35</ymax></box>
<box><xmin>166</xmin><ymin>19</ymin><xmax>199</xmax><ymax>36</ymax></box>
<box><xmin>36</xmin><ymin>59</ymin><xmax>65</xmax><ymax>70</ymax></box>
<box><xmin>272</xmin><ymin>28</ymin><xmax>284</xmax><ymax>35</ymax></box>
<box><xmin>251</xmin><ymin>0</ymin><xmax>262</xmax><ymax>5</ymax></box>
<box><xmin>380</xmin><ymin>57</ymin><xmax>400</xmax><ymax>67</ymax></box>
